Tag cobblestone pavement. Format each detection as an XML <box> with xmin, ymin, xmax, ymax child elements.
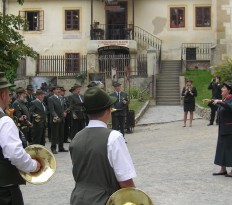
<box><xmin>21</xmin><ymin>106</ymin><xmax>232</xmax><ymax>205</ymax></box>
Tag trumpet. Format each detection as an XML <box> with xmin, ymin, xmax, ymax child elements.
<box><xmin>19</xmin><ymin>144</ymin><xmax>56</xmax><ymax>185</ymax></box>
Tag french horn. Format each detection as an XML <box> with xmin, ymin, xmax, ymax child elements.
<box><xmin>19</xmin><ymin>144</ymin><xmax>56</xmax><ymax>185</ymax></box>
<box><xmin>106</xmin><ymin>188</ymin><xmax>154</xmax><ymax>205</ymax></box>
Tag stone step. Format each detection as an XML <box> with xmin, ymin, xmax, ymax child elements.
<box><xmin>156</xmin><ymin>101</ymin><xmax>181</xmax><ymax>105</ymax></box>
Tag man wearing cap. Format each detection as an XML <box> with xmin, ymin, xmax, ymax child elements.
<box><xmin>0</xmin><ymin>72</ymin><xmax>40</xmax><ymax>205</ymax></box>
<box><xmin>13</xmin><ymin>87</ymin><xmax>32</xmax><ymax>143</ymax></box>
<box><xmin>69</xmin><ymin>87</ymin><xmax>136</xmax><ymax>205</ymax></box>
<box><xmin>29</xmin><ymin>89</ymin><xmax>47</xmax><ymax>145</ymax></box>
<box><xmin>60</xmin><ymin>87</ymin><xmax>71</xmax><ymax>143</ymax></box>
<box><xmin>110</xmin><ymin>82</ymin><xmax>128</xmax><ymax>137</ymax></box>
<box><xmin>43</xmin><ymin>86</ymin><xmax>54</xmax><ymax>142</ymax></box>
<box><xmin>68</xmin><ymin>84</ymin><xmax>86</xmax><ymax>139</ymax></box>
<box><xmin>26</xmin><ymin>84</ymin><xmax>35</xmax><ymax>107</ymax></box>
<box><xmin>48</xmin><ymin>86</ymin><xmax>68</xmax><ymax>154</ymax></box>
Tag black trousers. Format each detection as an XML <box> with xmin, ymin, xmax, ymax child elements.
<box><xmin>51</xmin><ymin>121</ymin><xmax>64</xmax><ymax>150</ymax></box>
<box><xmin>70</xmin><ymin>119</ymin><xmax>85</xmax><ymax>140</ymax></box>
<box><xmin>32</xmin><ymin>123</ymin><xmax>46</xmax><ymax>146</ymax></box>
<box><xmin>112</xmin><ymin>115</ymin><xmax>126</xmax><ymax>136</ymax></box>
<box><xmin>210</xmin><ymin>105</ymin><xmax>218</xmax><ymax>124</ymax></box>
<box><xmin>0</xmin><ymin>185</ymin><xmax>24</xmax><ymax>205</ymax></box>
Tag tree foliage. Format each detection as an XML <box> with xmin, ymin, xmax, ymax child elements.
<box><xmin>212</xmin><ymin>57</ymin><xmax>232</xmax><ymax>82</ymax></box>
<box><xmin>0</xmin><ymin>12</ymin><xmax>36</xmax><ymax>82</ymax></box>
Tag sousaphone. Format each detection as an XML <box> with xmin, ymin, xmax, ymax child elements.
<box><xmin>19</xmin><ymin>144</ymin><xmax>56</xmax><ymax>185</ymax></box>
<box><xmin>106</xmin><ymin>187</ymin><xmax>154</xmax><ymax>205</ymax></box>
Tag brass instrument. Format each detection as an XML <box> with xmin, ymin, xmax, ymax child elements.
<box><xmin>19</xmin><ymin>144</ymin><xmax>56</xmax><ymax>185</ymax></box>
<box><xmin>53</xmin><ymin>116</ymin><xmax>61</xmax><ymax>123</ymax></box>
<box><xmin>106</xmin><ymin>188</ymin><xmax>154</xmax><ymax>205</ymax></box>
<box><xmin>33</xmin><ymin>114</ymin><xmax>41</xmax><ymax>123</ymax></box>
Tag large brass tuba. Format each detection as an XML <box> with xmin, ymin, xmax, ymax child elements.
<box><xmin>106</xmin><ymin>188</ymin><xmax>154</xmax><ymax>205</ymax></box>
<box><xmin>19</xmin><ymin>144</ymin><xmax>57</xmax><ymax>185</ymax></box>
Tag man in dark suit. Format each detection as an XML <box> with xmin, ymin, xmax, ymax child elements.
<box><xmin>68</xmin><ymin>84</ymin><xmax>86</xmax><ymax>139</ymax></box>
<box><xmin>110</xmin><ymin>82</ymin><xmax>128</xmax><ymax>137</ymax></box>
<box><xmin>26</xmin><ymin>84</ymin><xmax>36</xmax><ymax>107</ymax></box>
<box><xmin>208</xmin><ymin>76</ymin><xmax>222</xmax><ymax>125</ymax></box>
<box><xmin>43</xmin><ymin>87</ymin><xmax>54</xmax><ymax>142</ymax></box>
<box><xmin>60</xmin><ymin>87</ymin><xmax>71</xmax><ymax>143</ymax></box>
<box><xmin>29</xmin><ymin>89</ymin><xmax>47</xmax><ymax>145</ymax></box>
<box><xmin>13</xmin><ymin>87</ymin><xmax>33</xmax><ymax>143</ymax></box>
<box><xmin>48</xmin><ymin>86</ymin><xmax>68</xmax><ymax>154</ymax></box>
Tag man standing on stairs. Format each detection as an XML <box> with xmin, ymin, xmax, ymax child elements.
<box><xmin>207</xmin><ymin>76</ymin><xmax>222</xmax><ymax>126</ymax></box>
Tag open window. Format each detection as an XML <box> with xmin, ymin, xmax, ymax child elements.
<box><xmin>19</xmin><ymin>10</ymin><xmax>44</xmax><ymax>31</ymax></box>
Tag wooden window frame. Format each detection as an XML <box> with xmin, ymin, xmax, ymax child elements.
<box><xmin>169</xmin><ymin>7</ymin><xmax>186</xmax><ymax>29</ymax></box>
<box><xmin>65</xmin><ymin>53</ymin><xmax>80</xmax><ymax>73</ymax></box>
<box><xmin>65</xmin><ymin>9</ymin><xmax>80</xmax><ymax>31</ymax></box>
<box><xmin>19</xmin><ymin>10</ymin><xmax>44</xmax><ymax>31</ymax></box>
<box><xmin>194</xmin><ymin>6</ymin><xmax>211</xmax><ymax>28</ymax></box>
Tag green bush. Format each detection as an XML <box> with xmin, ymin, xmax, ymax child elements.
<box><xmin>212</xmin><ymin>57</ymin><xmax>232</xmax><ymax>82</ymax></box>
<box><xmin>126</xmin><ymin>86</ymin><xmax>149</xmax><ymax>102</ymax></box>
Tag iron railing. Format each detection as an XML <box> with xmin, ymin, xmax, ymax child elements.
<box><xmin>36</xmin><ymin>54</ymin><xmax>87</xmax><ymax>76</ymax></box>
<box><xmin>181</xmin><ymin>43</ymin><xmax>212</xmax><ymax>61</ymax></box>
<box><xmin>98</xmin><ymin>54</ymin><xmax>147</xmax><ymax>79</ymax></box>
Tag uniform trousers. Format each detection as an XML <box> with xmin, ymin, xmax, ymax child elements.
<box><xmin>51</xmin><ymin>121</ymin><xmax>64</xmax><ymax>150</ymax></box>
<box><xmin>0</xmin><ymin>185</ymin><xmax>24</xmax><ymax>205</ymax></box>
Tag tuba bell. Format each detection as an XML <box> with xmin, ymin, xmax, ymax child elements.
<box><xmin>19</xmin><ymin>144</ymin><xmax>56</xmax><ymax>185</ymax></box>
<box><xmin>106</xmin><ymin>187</ymin><xmax>154</xmax><ymax>205</ymax></box>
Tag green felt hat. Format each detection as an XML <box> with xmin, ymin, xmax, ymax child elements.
<box><xmin>84</xmin><ymin>87</ymin><xmax>116</xmax><ymax>114</ymax></box>
<box><xmin>0</xmin><ymin>72</ymin><xmax>14</xmax><ymax>89</ymax></box>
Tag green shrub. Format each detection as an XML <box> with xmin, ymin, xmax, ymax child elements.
<box><xmin>126</xmin><ymin>86</ymin><xmax>149</xmax><ymax>102</ymax></box>
<box><xmin>212</xmin><ymin>57</ymin><xmax>232</xmax><ymax>82</ymax></box>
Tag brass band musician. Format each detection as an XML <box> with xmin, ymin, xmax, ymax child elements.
<box><xmin>0</xmin><ymin>72</ymin><xmax>40</xmax><ymax>205</ymax></box>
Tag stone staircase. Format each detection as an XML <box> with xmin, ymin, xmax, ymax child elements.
<box><xmin>156</xmin><ymin>60</ymin><xmax>181</xmax><ymax>105</ymax></box>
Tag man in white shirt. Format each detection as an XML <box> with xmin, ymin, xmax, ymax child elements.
<box><xmin>69</xmin><ymin>86</ymin><xmax>136</xmax><ymax>205</ymax></box>
<box><xmin>0</xmin><ymin>72</ymin><xmax>40</xmax><ymax>205</ymax></box>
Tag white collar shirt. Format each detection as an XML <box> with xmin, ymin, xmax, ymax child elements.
<box><xmin>0</xmin><ymin>107</ymin><xmax>37</xmax><ymax>173</ymax></box>
<box><xmin>87</xmin><ymin>120</ymin><xmax>136</xmax><ymax>182</ymax></box>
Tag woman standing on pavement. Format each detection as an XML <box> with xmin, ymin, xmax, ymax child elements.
<box><xmin>181</xmin><ymin>79</ymin><xmax>197</xmax><ymax>127</ymax></box>
<box><xmin>203</xmin><ymin>81</ymin><xmax>232</xmax><ymax>177</ymax></box>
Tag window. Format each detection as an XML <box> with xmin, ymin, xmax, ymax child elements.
<box><xmin>195</xmin><ymin>7</ymin><xmax>211</xmax><ymax>27</ymax></box>
<box><xmin>65</xmin><ymin>53</ymin><xmax>80</xmax><ymax>72</ymax></box>
<box><xmin>19</xmin><ymin>10</ymin><xmax>44</xmax><ymax>31</ymax></box>
<box><xmin>170</xmin><ymin>7</ymin><xmax>185</xmax><ymax>28</ymax></box>
<box><xmin>65</xmin><ymin>10</ymin><xmax>80</xmax><ymax>31</ymax></box>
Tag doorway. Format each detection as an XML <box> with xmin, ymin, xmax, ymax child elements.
<box><xmin>105</xmin><ymin>1</ymin><xmax>128</xmax><ymax>39</ymax></box>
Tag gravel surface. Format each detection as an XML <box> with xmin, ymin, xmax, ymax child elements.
<box><xmin>21</xmin><ymin>106</ymin><xmax>231</xmax><ymax>205</ymax></box>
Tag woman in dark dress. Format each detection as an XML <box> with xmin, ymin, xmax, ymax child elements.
<box><xmin>181</xmin><ymin>79</ymin><xmax>197</xmax><ymax>127</ymax></box>
<box><xmin>204</xmin><ymin>81</ymin><xmax>232</xmax><ymax>177</ymax></box>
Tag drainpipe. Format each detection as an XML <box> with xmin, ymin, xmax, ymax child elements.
<box><xmin>3</xmin><ymin>0</ymin><xmax>6</xmax><ymax>17</ymax></box>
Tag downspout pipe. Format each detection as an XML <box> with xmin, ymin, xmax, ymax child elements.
<box><xmin>3</xmin><ymin>0</ymin><xmax>6</xmax><ymax>17</ymax></box>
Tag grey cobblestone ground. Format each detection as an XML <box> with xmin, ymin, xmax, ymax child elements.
<box><xmin>21</xmin><ymin>106</ymin><xmax>232</xmax><ymax>205</ymax></box>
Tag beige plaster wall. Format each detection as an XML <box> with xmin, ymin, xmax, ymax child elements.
<box><xmin>7</xmin><ymin>0</ymin><xmax>91</xmax><ymax>55</ymax></box>
<box><xmin>6</xmin><ymin>0</ymin><xmax>217</xmax><ymax>61</ymax></box>
<box><xmin>133</xmin><ymin>0</ymin><xmax>216</xmax><ymax>60</ymax></box>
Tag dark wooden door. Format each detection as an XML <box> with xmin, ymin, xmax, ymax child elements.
<box><xmin>106</xmin><ymin>2</ymin><xmax>128</xmax><ymax>39</ymax></box>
